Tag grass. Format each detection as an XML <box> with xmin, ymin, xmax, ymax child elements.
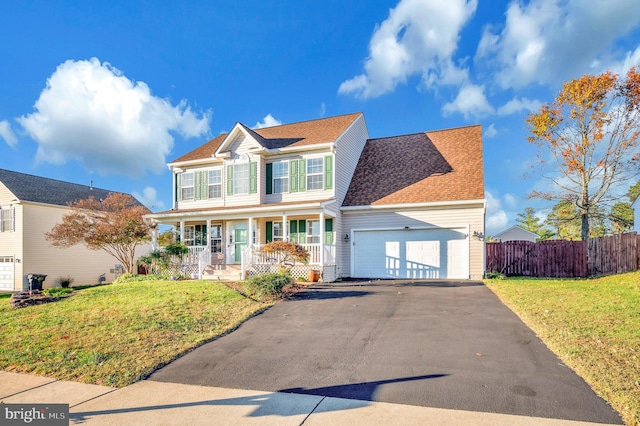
<box><xmin>0</xmin><ymin>279</ymin><xmax>272</xmax><ymax>387</ymax></box>
<box><xmin>485</xmin><ymin>271</ymin><xmax>640</xmax><ymax>426</ymax></box>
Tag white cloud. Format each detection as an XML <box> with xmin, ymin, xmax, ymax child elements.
<box><xmin>476</xmin><ymin>0</ymin><xmax>640</xmax><ymax>89</ymax></box>
<box><xmin>0</xmin><ymin>120</ymin><xmax>17</xmax><ymax>147</ymax></box>
<box><xmin>17</xmin><ymin>58</ymin><xmax>210</xmax><ymax>178</ymax></box>
<box><xmin>338</xmin><ymin>0</ymin><xmax>478</xmax><ymax>99</ymax></box>
<box><xmin>132</xmin><ymin>186</ymin><xmax>165</xmax><ymax>210</ymax></box>
<box><xmin>503</xmin><ymin>193</ymin><xmax>518</xmax><ymax>209</ymax></box>
<box><xmin>484</xmin><ymin>123</ymin><xmax>497</xmax><ymax>139</ymax></box>
<box><xmin>485</xmin><ymin>190</ymin><xmax>509</xmax><ymax>234</ymax></box>
<box><xmin>442</xmin><ymin>84</ymin><xmax>494</xmax><ymax>119</ymax></box>
<box><xmin>497</xmin><ymin>97</ymin><xmax>542</xmax><ymax>116</ymax></box>
<box><xmin>319</xmin><ymin>102</ymin><xmax>326</xmax><ymax>117</ymax></box>
<box><xmin>253</xmin><ymin>114</ymin><xmax>282</xmax><ymax>129</ymax></box>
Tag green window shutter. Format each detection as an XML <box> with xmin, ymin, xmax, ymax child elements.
<box><xmin>289</xmin><ymin>160</ymin><xmax>298</xmax><ymax>192</ymax></box>
<box><xmin>176</xmin><ymin>173</ymin><xmax>182</xmax><ymax>202</ymax></box>
<box><xmin>325</xmin><ymin>218</ymin><xmax>333</xmax><ymax>244</ymax></box>
<box><xmin>226</xmin><ymin>165</ymin><xmax>233</xmax><ymax>196</ymax></box>
<box><xmin>266</xmin><ymin>163</ymin><xmax>273</xmax><ymax>194</ymax></box>
<box><xmin>298</xmin><ymin>220</ymin><xmax>306</xmax><ymax>243</ymax></box>
<box><xmin>249</xmin><ymin>161</ymin><xmax>257</xmax><ymax>194</ymax></box>
<box><xmin>298</xmin><ymin>159</ymin><xmax>306</xmax><ymax>191</ymax></box>
<box><xmin>195</xmin><ymin>172</ymin><xmax>202</xmax><ymax>200</ymax></box>
<box><xmin>289</xmin><ymin>220</ymin><xmax>298</xmax><ymax>243</ymax></box>
<box><xmin>324</xmin><ymin>155</ymin><xmax>333</xmax><ymax>190</ymax></box>
<box><xmin>201</xmin><ymin>171</ymin><xmax>208</xmax><ymax>199</ymax></box>
<box><xmin>266</xmin><ymin>221</ymin><xmax>273</xmax><ymax>243</ymax></box>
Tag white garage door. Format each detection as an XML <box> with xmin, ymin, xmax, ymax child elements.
<box><xmin>352</xmin><ymin>228</ymin><xmax>468</xmax><ymax>279</ymax></box>
<box><xmin>0</xmin><ymin>256</ymin><xmax>15</xmax><ymax>290</ymax></box>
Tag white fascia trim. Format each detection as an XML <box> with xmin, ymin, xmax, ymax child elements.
<box><xmin>168</xmin><ymin>157</ymin><xmax>222</xmax><ymax>169</ymax></box>
<box><xmin>341</xmin><ymin>199</ymin><xmax>487</xmax><ymax>212</ymax></box>
<box><xmin>145</xmin><ymin>201</ymin><xmax>337</xmax><ymax>221</ymax></box>
<box><xmin>265</xmin><ymin>142</ymin><xmax>334</xmax><ymax>154</ymax></box>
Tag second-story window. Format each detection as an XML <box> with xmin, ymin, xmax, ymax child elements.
<box><xmin>307</xmin><ymin>158</ymin><xmax>324</xmax><ymax>190</ymax></box>
<box><xmin>208</xmin><ymin>169</ymin><xmax>222</xmax><ymax>198</ymax></box>
<box><xmin>181</xmin><ymin>172</ymin><xmax>195</xmax><ymax>200</ymax></box>
<box><xmin>0</xmin><ymin>207</ymin><xmax>15</xmax><ymax>232</ymax></box>
<box><xmin>273</xmin><ymin>161</ymin><xmax>289</xmax><ymax>193</ymax></box>
<box><xmin>233</xmin><ymin>164</ymin><xmax>249</xmax><ymax>195</ymax></box>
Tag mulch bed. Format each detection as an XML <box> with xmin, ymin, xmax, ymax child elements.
<box><xmin>9</xmin><ymin>290</ymin><xmax>72</xmax><ymax>309</ymax></box>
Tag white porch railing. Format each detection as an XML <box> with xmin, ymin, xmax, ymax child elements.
<box><xmin>198</xmin><ymin>247</ymin><xmax>211</xmax><ymax>279</ymax></box>
<box><xmin>243</xmin><ymin>244</ymin><xmax>335</xmax><ymax>267</ymax></box>
<box><xmin>185</xmin><ymin>246</ymin><xmax>207</xmax><ymax>264</ymax></box>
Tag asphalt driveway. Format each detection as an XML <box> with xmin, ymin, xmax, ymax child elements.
<box><xmin>149</xmin><ymin>280</ymin><xmax>622</xmax><ymax>424</ymax></box>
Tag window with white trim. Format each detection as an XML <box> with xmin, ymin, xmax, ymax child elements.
<box><xmin>208</xmin><ymin>169</ymin><xmax>222</xmax><ymax>198</ymax></box>
<box><xmin>0</xmin><ymin>207</ymin><xmax>14</xmax><ymax>233</ymax></box>
<box><xmin>210</xmin><ymin>224</ymin><xmax>223</xmax><ymax>253</ymax></box>
<box><xmin>272</xmin><ymin>161</ymin><xmax>289</xmax><ymax>193</ymax></box>
<box><xmin>307</xmin><ymin>220</ymin><xmax>320</xmax><ymax>244</ymax></box>
<box><xmin>181</xmin><ymin>172</ymin><xmax>195</xmax><ymax>200</ymax></box>
<box><xmin>307</xmin><ymin>158</ymin><xmax>323</xmax><ymax>190</ymax></box>
<box><xmin>183</xmin><ymin>225</ymin><xmax>195</xmax><ymax>246</ymax></box>
<box><xmin>273</xmin><ymin>222</ymin><xmax>284</xmax><ymax>241</ymax></box>
<box><xmin>233</xmin><ymin>164</ymin><xmax>249</xmax><ymax>195</ymax></box>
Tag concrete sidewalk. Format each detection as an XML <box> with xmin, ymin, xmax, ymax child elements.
<box><xmin>0</xmin><ymin>372</ymin><xmax>619</xmax><ymax>425</ymax></box>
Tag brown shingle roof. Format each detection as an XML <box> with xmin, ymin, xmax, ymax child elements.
<box><xmin>170</xmin><ymin>113</ymin><xmax>362</xmax><ymax>164</ymax></box>
<box><xmin>342</xmin><ymin>125</ymin><xmax>484</xmax><ymax>206</ymax></box>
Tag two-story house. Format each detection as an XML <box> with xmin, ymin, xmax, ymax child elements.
<box><xmin>0</xmin><ymin>169</ymin><xmax>151</xmax><ymax>291</ymax></box>
<box><xmin>145</xmin><ymin>112</ymin><xmax>486</xmax><ymax>281</ymax></box>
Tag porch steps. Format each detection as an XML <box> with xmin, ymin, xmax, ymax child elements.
<box><xmin>201</xmin><ymin>264</ymin><xmax>243</xmax><ymax>282</ymax></box>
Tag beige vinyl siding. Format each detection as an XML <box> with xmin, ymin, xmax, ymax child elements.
<box><xmin>334</xmin><ymin>114</ymin><xmax>369</xmax><ymax>206</ymax></box>
<box><xmin>340</xmin><ymin>203</ymin><xmax>485</xmax><ymax>280</ymax></box>
<box><xmin>21</xmin><ymin>203</ymin><xmax>151</xmax><ymax>290</ymax></box>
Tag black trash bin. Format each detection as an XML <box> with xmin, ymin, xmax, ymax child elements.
<box><xmin>27</xmin><ymin>274</ymin><xmax>47</xmax><ymax>291</ymax></box>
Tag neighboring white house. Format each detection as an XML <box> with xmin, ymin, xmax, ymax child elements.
<box><xmin>632</xmin><ymin>197</ymin><xmax>639</xmax><ymax>232</ymax></box>
<box><xmin>145</xmin><ymin>113</ymin><xmax>486</xmax><ymax>281</ymax></box>
<box><xmin>0</xmin><ymin>169</ymin><xmax>150</xmax><ymax>291</ymax></box>
<box><xmin>493</xmin><ymin>225</ymin><xmax>539</xmax><ymax>243</ymax></box>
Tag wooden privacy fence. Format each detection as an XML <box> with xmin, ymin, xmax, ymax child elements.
<box><xmin>486</xmin><ymin>232</ymin><xmax>640</xmax><ymax>278</ymax></box>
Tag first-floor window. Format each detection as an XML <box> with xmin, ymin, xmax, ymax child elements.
<box><xmin>307</xmin><ymin>220</ymin><xmax>320</xmax><ymax>244</ymax></box>
<box><xmin>208</xmin><ymin>169</ymin><xmax>222</xmax><ymax>198</ymax></box>
<box><xmin>307</xmin><ymin>158</ymin><xmax>323</xmax><ymax>190</ymax></box>
<box><xmin>211</xmin><ymin>224</ymin><xmax>222</xmax><ymax>253</ymax></box>
<box><xmin>181</xmin><ymin>172</ymin><xmax>195</xmax><ymax>200</ymax></box>
<box><xmin>183</xmin><ymin>226</ymin><xmax>195</xmax><ymax>246</ymax></box>
<box><xmin>0</xmin><ymin>207</ymin><xmax>14</xmax><ymax>232</ymax></box>
<box><xmin>273</xmin><ymin>222</ymin><xmax>284</xmax><ymax>241</ymax></box>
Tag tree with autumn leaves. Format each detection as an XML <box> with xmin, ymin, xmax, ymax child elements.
<box><xmin>527</xmin><ymin>67</ymin><xmax>640</xmax><ymax>241</ymax></box>
<box><xmin>45</xmin><ymin>192</ymin><xmax>151</xmax><ymax>273</ymax></box>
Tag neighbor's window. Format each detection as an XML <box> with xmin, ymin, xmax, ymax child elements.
<box><xmin>307</xmin><ymin>220</ymin><xmax>320</xmax><ymax>244</ymax></box>
<box><xmin>208</xmin><ymin>169</ymin><xmax>222</xmax><ymax>198</ymax></box>
<box><xmin>233</xmin><ymin>164</ymin><xmax>249</xmax><ymax>195</ymax></box>
<box><xmin>272</xmin><ymin>161</ymin><xmax>289</xmax><ymax>193</ymax></box>
<box><xmin>181</xmin><ymin>172</ymin><xmax>195</xmax><ymax>200</ymax></box>
<box><xmin>307</xmin><ymin>158</ymin><xmax>323</xmax><ymax>190</ymax></box>
<box><xmin>0</xmin><ymin>207</ymin><xmax>14</xmax><ymax>233</ymax></box>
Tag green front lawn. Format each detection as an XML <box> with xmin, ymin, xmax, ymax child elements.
<box><xmin>0</xmin><ymin>279</ymin><xmax>271</xmax><ymax>387</ymax></box>
<box><xmin>485</xmin><ymin>271</ymin><xmax>640</xmax><ymax>426</ymax></box>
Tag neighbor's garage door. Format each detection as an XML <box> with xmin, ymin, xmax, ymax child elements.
<box><xmin>352</xmin><ymin>228</ymin><xmax>468</xmax><ymax>279</ymax></box>
<box><xmin>0</xmin><ymin>256</ymin><xmax>14</xmax><ymax>290</ymax></box>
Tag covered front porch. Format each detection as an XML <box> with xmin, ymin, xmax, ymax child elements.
<box><xmin>147</xmin><ymin>203</ymin><xmax>338</xmax><ymax>282</ymax></box>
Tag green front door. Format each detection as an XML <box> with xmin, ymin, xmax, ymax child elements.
<box><xmin>234</xmin><ymin>224</ymin><xmax>248</xmax><ymax>263</ymax></box>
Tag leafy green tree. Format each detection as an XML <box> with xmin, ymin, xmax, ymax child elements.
<box><xmin>609</xmin><ymin>202</ymin><xmax>634</xmax><ymax>233</ymax></box>
<box><xmin>536</xmin><ymin>228</ymin><xmax>556</xmax><ymax>241</ymax></box>
<box><xmin>527</xmin><ymin>67</ymin><xmax>640</xmax><ymax>240</ymax></box>
<box><xmin>546</xmin><ymin>200</ymin><xmax>582</xmax><ymax>240</ymax></box>
<box><xmin>515</xmin><ymin>207</ymin><xmax>544</xmax><ymax>234</ymax></box>
<box><xmin>628</xmin><ymin>180</ymin><xmax>640</xmax><ymax>204</ymax></box>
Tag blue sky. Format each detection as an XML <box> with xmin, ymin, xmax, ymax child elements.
<box><xmin>1</xmin><ymin>0</ymin><xmax>639</xmax><ymax>234</ymax></box>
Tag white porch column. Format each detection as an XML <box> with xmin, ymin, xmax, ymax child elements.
<box><xmin>248</xmin><ymin>217</ymin><xmax>254</xmax><ymax>248</ymax></box>
<box><xmin>151</xmin><ymin>226</ymin><xmax>158</xmax><ymax>250</ymax></box>
<box><xmin>319</xmin><ymin>212</ymin><xmax>325</xmax><ymax>266</ymax></box>
<box><xmin>282</xmin><ymin>213</ymin><xmax>288</xmax><ymax>241</ymax></box>
<box><xmin>206</xmin><ymin>219</ymin><xmax>211</xmax><ymax>249</ymax></box>
<box><xmin>179</xmin><ymin>220</ymin><xmax>185</xmax><ymax>244</ymax></box>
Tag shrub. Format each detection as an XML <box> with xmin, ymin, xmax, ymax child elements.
<box><xmin>55</xmin><ymin>276</ymin><xmax>75</xmax><ymax>288</ymax></box>
<box><xmin>485</xmin><ymin>271</ymin><xmax>506</xmax><ymax>280</ymax></box>
<box><xmin>259</xmin><ymin>241</ymin><xmax>309</xmax><ymax>270</ymax></box>
<box><xmin>244</xmin><ymin>273</ymin><xmax>291</xmax><ymax>299</ymax></box>
<box><xmin>43</xmin><ymin>287</ymin><xmax>74</xmax><ymax>297</ymax></box>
